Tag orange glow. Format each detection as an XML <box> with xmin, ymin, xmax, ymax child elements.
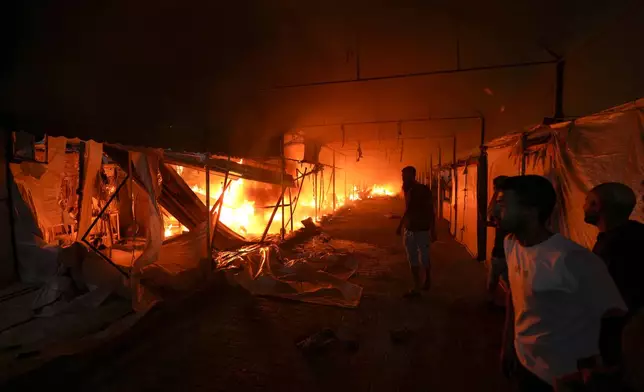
<box><xmin>161</xmin><ymin>162</ymin><xmax>398</xmax><ymax>240</ymax></box>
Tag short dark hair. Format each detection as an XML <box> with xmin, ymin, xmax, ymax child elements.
<box><xmin>493</xmin><ymin>175</ymin><xmax>509</xmax><ymax>188</ymax></box>
<box><xmin>402</xmin><ymin>166</ymin><xmax>416</xmax><ymax>176</ymax></box>
<box><xmin>591</xmin><ymin>182</ymin><xmax>636</xmax><ymax>219</ymax></box>
<box><xmin>499</xmin><ymin>175</ymin><xmax>557</xmax><ymax>224</ymax></box>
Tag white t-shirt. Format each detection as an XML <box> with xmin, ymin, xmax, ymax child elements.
<box><xmin>505</xmin><ymin>233</ymin><xmax>627</xmax><ymax>385</ymax></box>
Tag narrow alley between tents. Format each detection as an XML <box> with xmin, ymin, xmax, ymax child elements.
<box><xmin>3</xmin><ymin>196</ymin><xmax>508</xmax><ymax>392</ymax></box>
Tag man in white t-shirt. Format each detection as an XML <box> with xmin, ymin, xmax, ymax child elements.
<box><xmin>497</xmin><ymin>175</ymin><xmax>627</xmax><ymax>391</ymax></box>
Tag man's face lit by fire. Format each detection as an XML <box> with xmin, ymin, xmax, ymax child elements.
<box><xmin>496</xmin><ymin>190</ymin><xmax>528</xmax><ymax>233</ymax></box>
<box><xmin>583</xmin><ymin>191</ymin><xmax>602</xmax><ymax>226</ymax></box>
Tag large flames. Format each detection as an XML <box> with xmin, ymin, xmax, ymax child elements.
<box><xmin>161</xmin><ymin>163</ymin><xmax>398</xmax><ymax>239</ymax></box>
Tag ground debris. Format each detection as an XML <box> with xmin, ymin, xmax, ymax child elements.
<box><xmin>389</xmin><ymin>327</ymin><xmax>414</xmax><ymax>345</ymax></box>
<box><xmin>296</xmin><ymin>328</ymin><xmax>337</xmax><ymax>355</ymax></box>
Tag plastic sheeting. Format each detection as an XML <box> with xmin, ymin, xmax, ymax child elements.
<box><xmin>478</xmin><ymin>99</ymin><xmax>644</xmax><ymax>256</ymax></box>
<box><xmin>550</xmin><ymin>105</ymin><xmax>644</xmax><ymax>248</ymax></box>
<box><xmin>10</xmin><ymin>137</ymin><xmax>68</xmax><ymax>242</ymax></box>
<box><xmin>454</xmin><ymin>164</ymin><xmax>478</xmax><ymax>257</ymax></box>
<box><xmin>217</xmin><ymin>242</ymin><xmax>362</xmax><ymax>308</ymax></box>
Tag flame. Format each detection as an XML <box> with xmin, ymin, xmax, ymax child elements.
<box><xmin>161</xmin><ymin>163</ymin><xmax>398</xmax><ymax>239</ymax></box>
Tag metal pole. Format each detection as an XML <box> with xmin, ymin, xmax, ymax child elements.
<box><xmin>452</xmin><ymin>135</ymin><xmax>458</xmax><ymax>237</ymax></box>
<box><xmin>286</xmin><ymin>168</ymin><xmax>308</xmax><ymax>228</ymax></box>
<box><xmin>281</xmin><ymin>135</ymin><xmax>285</xmax><ymax>240</ymax></box>
<box><xmin>261</xmin><ymin>187</ymin><xmax>286</xmax><ymax>243</ymax></box>
<box><xmin>438</xmin><ymin>145</ymin><xmax>442</xmax><ymax>220</ymax></box>
<box><xmin>477</xmin><ymin>117</ymin><xmax>488</xmax><ymax>262</ymax></box>
<box><xmin>212</xmin><ymin>157</ymin><xmax>230</xmax><ymax>248</ymax></box>
<box><xmin>288</xmin><ymin>187</ymin><xmax>294</xmax><ymax>232</ymax></box>
<box><xmin>211</xmin><ymin>176</ymin><xmax>231</xmax><ymax>249</ymax></box>
<box><xmin>205</xmin><ymin>164</ymin><xmax>210</xmax><ymax>259</ymax></box>
<box><xmin>332</xmin><ymin>150</ymin><xmax>336</xmax><ymax>211</ymax></box>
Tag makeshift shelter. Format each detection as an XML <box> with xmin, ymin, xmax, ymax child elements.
<box><xmin>436</xmin><ymin>98</ymin><xmax>644</xmax><ymax>260</ymax></box>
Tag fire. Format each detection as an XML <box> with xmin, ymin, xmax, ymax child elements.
<box><xmin>161</xmin><ymin>162</ymin><xmax>397</xmax><ymax>240</ymax></box>
<box><xmin>370</xmin><ymin>185</ymin><xmax>396</xmax><ymax>197</ymax></box>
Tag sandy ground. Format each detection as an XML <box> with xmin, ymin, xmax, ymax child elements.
<box><xmin>3</xmin><ymin>197</ymin><xmax>510</xmax><ymax>392</ymax></box>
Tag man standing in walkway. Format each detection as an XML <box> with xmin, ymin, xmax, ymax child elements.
<box><xmin>487</xmin><ymin>175</ymin><xmax>509</xmax><ymax>308</ymax></box>
<box><xmin>497</xmin><ymin>175</ymin><xmax>626</xmax><ymax>391</ymax></box>
<box><xmin>396</xmin><ymin>166</ymin><xmax>436</xmax><ymax>297</ymax></box>
<box><xmin>584</xmin><ymin>182</ymin><xmax>644</xmax><ymax>314</ymax></box>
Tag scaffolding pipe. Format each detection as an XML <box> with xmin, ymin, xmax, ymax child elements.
<box><xmin>286</xmin><ymin>167</ymin><xmax>308</xmax><ymax>229</ymax></box>
<box><xmin>206</xmin><ymin>164</ymin><xmax>210</xmax><ymax>260</ymax></box>
<box><xmin>212</xmin><ymin>159</ymin><xmax>230</xmax><ymax>249</ymax></box>
<box><xmin>452</xmin><ymin>135</ymin><xmax>458</xmax><ymax>237</ymax></box>
<box><xmin>333</xmin><ymin>150</ymin><xmax>336</xmax><ymax>210</ymax></box>
<box><xmin>281</xmin><ymin>135</ymin><xmax>285</xmax><ymax>241</ymax></box>
<box><xmin>288</xmin><ymin>187</ymin><xmax>294</xmax><ymax>232</ymax></box>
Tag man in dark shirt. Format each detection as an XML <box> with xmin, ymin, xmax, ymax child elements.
<box><xmin>486</xmin><ymin>175</ymin><xmax>509</xmax><ymax>307</ymax></box>
<box><xmin>584</xmin><ymin>182</ymin><xmax>644</xmax><ymax>313</ymax></box>
<box><xmin>396</xmin><ymin>166</ymin><xmax>436</xmax><ymax>297</ymax></box>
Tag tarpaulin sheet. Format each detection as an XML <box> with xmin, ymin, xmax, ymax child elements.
<box><xmin>10</xmin><ymin>136</ymin><xmax>68</xmax><ymax>242</ymax></box>
<box><xmin>485</xmin><ymin>144</ymin><xmax>521</xmax><ymax>261</ymax></box>
<box><xmin>550</xmin><ymin>105</ymin><xmax>644</xmax><ymax>248</ymax></box>
<box><xmin>9</xmin><ymin>137</ymin><xmax>69</xmax><ymax>283</ymax></box>
<box><xmin>218</xmin><ymin>243</ymin><xmax>362</xmax><ymax>308</ymax></box>
<box><xmin>455</xmin><ymin>164</ymin><xmax>479</xmax><ymax>258</ymax></box>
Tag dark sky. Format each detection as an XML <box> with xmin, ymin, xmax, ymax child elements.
<box><xmin>1</xmin><ymin>0</ymin><xmax>641</xmax><ymax>156</ymax></box>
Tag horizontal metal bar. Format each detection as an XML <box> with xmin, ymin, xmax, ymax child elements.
<box><xmin>272</xmin><ymin>60</ymin><xmax>556</xmax><ymax>89</ymax></box>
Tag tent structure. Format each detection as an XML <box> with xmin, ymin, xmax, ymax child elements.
<box><xmin>434</xmin><ymin>98</ymin><xmax>644</xmax><ymax>260</ymax></box>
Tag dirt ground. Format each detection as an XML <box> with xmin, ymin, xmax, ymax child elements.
<box><xmin>3</xmin><ymin>197</ymin><xmax>510</xmax><ymax>392</ymax></box>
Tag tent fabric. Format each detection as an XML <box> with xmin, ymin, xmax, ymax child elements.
<box><xmin>218</xmin><ymin>242</ymin><xmax>363</xmax><ymax>308</ymax></box>
<box><xmin>454</xmin><ymin>164</ymin><xmax>479</xmax><ymax>258</ymax></box>
<box><xmin>10</xmin><ymin>137</ymin><xmax>68</xmax><ymax>241</ymax></box>
<box><xmin>551</xmin><ymin>107</ymin><xmax>644</xmax><ymax>248</ymax></box>
<box><xmin>475</xmin><ymin>99</ymin><xmax>644</xmax><ymax>261</ymax></box>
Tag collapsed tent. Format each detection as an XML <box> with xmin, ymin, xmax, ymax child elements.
<box><xmin>435</xmin><ymin>98</ymin><xmax>644</xmax><ymax>259</ymax></box>
<box><xmin>216</xmin><ymin>240</ymin><xmax>362</xmax><ymax>308</ymax></box>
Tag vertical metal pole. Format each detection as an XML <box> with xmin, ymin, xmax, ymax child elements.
<box><xmin>438</xmin><ymin>145</ymin><xmax>442</xmax><ymax>220</ymax></box>
<box><xmin>332</xmin><ymin>150</ymin><xmax>336</xmax><ymax>211</ymax></box>
<box><xmin>288</xmin><ymin>187</ymin><xmax>294</xmax><ymax>232</ymax></box>
<box><xmin>477</xmin><ymin>117</ymin><xmax>488</xmax><ymax>262</ymax></box>
<box><xmin>314</xmin><ymin>171</ymin><xmax>318</xmax><ymax>221</ymax></box>
<box><xmin>554</xmin><ymin>60</ymin><xmax>565</xmax><ymax>121</ymax></box>
<box><xmin>452</xmin><ymin>135</ymin><xmax>458</xmax><ymax>237</ymax></box>
<box><xmin>344</xmin><ymin>155</ymin><xmax>347</xmax><ymax>201</ymax></box>
<box><xmin>521</xmin><ymin>133</ymin><xmax>528</xmax><ymax>175</ymax></box>
<box><xmin>205</xmin><ymin>163</ymin><xmax>210</xmax><ymax>259</ymax></box>
<box><xmin>212</xmin><ymin>158</ymin><xmax>230</xmax><ymax>248</ymax></box>
<box><xmin>281</xmin><ymin>135</ymin><xmax>285</xmax><ymax>240</ymax></box>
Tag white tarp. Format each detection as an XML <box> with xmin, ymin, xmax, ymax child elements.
<box><xmin>552</xmin><ymin>102</ymin><xmax>644</xmax><ymax>248</ymax></box>
<box><xmin>455</xmin><ymin>164</ymin><xmax>479</xmax><ymax>257</ymax></box>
